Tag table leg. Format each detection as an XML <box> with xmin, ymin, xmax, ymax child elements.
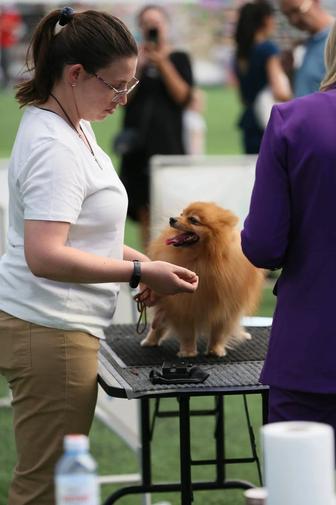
<box><xmin>140</xmin><ymin>397</ymin><xmax>152</xmax><ymax>487</ymax></box>
<box><xmin>179</xmin><ymin>395</ymin><xmax>193</xmax><ymax>505</ymax></box>
<box><xmin>215</xmin><ymin>395</ymin><xmax>225</xmax><ymax>483</ymax></box>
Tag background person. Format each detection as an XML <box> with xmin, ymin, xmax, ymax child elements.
<box><xmin>182</xmin><ymin>87</ymin><xmax>207</xmax><ymax>155</ymax></box>
<box><xmin>279</xmin><ymin>0</ymin><xmax>334</xmax><ymax>96</ymax></box>
<box><xmin>0</xmin><ymin>4</ymin><xmax>23</xmax><ymax>88</ymax></box>
<box><xmin>233</xmin><ymin>0</ymin><xmax>291</xmax><ymax>155</ymax></box>
<box><xmin>241</xmin><ymin>20</ymin><xmax>336</xmax><ymax>450</ymax></box>
<box><xmin>118</xmin><ymin>4</ymin><xmax>194</xmax><ymax>247</ymax></box>
<box><xmin>0</xmin><ymin>7</ymin><xmax>198</xmax><ymax>505</ymax></box>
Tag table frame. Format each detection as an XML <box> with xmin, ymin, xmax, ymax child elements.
<box><xmin>98</xmin><ymin>361</ymin><xmax>269</xmax><ymax>505</ymax></box>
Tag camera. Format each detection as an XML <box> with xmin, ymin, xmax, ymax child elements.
<box><xmin>146</xmin><ymin>27</ymin><xmax>159</xmax><ymax>45</ymax></box>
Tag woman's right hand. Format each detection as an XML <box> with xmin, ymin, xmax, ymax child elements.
<box><xmin>141</xmin><ymin>260</ymin><xmax>198</xmax><ymax>295</ymax></box>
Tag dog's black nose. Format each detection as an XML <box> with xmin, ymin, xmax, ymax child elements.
<box><xmin>169</xmin><ymin>217</ymin><xmax>177</xmax><ymax>226</ymax></box>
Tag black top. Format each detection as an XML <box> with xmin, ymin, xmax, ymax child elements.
<box><xmin>234</xmin><ymin>40</ymin><xmax>279</xmax><ymax>107</ymax></box>
<box><xmin>119</xmin><ymin>51</ymin><xmax>193</xmax><ymax>220</ymax></box>
<box><xmin>234</xmin><ymin>40</ymin><xmax>279</xmax><ymax>154</ymax></box>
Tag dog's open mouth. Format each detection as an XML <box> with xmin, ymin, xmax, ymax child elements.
<box><xmin>166</xmin><ymin>232</ymin><xmax>200</xmax><ymax>247</ymax></box>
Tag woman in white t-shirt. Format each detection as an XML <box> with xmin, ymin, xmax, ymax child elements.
<box><xmin>0</xmin><ymin>7</ymin><xmax>198</xmax><ymax>505</ymax></box>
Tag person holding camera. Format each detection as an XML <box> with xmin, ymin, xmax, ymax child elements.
<box><xmin>117</xmin><ymin>4</ymin><xmax>194</xmax><ymax>247</ymax></box>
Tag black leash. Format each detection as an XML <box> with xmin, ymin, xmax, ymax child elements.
<box><xmin>134</xmin><ymin>289</ymin><xmax>149</xmax><ymax>334</ymax></box>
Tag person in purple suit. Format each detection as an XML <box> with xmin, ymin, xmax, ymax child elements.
<box><xmin>241</xmin><ymin>21</ymin><xmax>336</xmax><ymax>441</ymax></box>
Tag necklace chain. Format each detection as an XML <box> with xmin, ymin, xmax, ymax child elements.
<box><xmin>50</xmin><ymin>93</ymin><xmax>103</xmax><ymax>169</ymax></box>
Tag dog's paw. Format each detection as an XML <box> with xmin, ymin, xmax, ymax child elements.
<box><xmin>177</xmin><ymin>350</ymin><xmax>198</xmax><ymax>358</ymax></box>
<box><xmin>232</xmin><ymin>329</ymin><xmax>252</xmax><ymax>341</ymax></box>
<box><xmin>207</xmin><ymin>346</ymin><xmax>227</xmax><ymax>357</ymax></box>
<box><xmin>140</xmin><ymin>337</ymin><xmax>158</xmax><ymax>347</ymax></box>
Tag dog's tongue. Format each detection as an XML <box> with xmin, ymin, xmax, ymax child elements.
<box><xmin>166</xmin><ymin>232</ymin><xmax>191</xmax><ymax>246</ymax></box>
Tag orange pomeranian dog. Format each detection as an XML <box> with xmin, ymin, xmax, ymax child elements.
<box><xmin>141</xmin><ymin>201</ymin><xmax>264</xmax><ymax>357</ymax></box>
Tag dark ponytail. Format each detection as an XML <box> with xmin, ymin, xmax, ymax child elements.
<box><xmin>234</xmin><ymin>0</ymin><xmax>274</xmax><ymax>61</ymax></box>
<box><xmin>16</xmin><ymin>8</ymin><xmax>138</xmax><ymax>107</ymax></box>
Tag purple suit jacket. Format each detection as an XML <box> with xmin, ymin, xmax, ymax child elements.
<box><xmin>241</xmin><ymin>88</ymin><xmax>336</xmax><ymax>393</ymax></box>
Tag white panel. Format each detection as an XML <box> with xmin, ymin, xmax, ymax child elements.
<box><xmin>150</xmin><ymin>155</ymin><xmax>257</xmax><ymax>239</ymax></box>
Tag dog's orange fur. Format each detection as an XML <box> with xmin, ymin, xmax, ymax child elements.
<box><xmin>141</xmin><ymin>201</ymin><xmax>264</xmax><ymax>357</ymax></box>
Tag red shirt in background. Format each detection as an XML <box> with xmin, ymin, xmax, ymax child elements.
<box><xmin>0</xmin><ymin>9</ymin><xmax>22</xmax><ymax>48</ymax></box>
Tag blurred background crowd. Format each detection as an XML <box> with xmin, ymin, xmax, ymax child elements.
<box><xmin>1</xmin><ymin>0</ymin><xmax>335</xmax><ymax>89</ymax></box>
<box><xmin>1</xmin><ymin>0</ymin><xmax>335</xmax><ymax>248</ymax></box>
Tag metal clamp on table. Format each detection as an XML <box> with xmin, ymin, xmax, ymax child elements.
<box><xmin>98</xmin><ymin>323</ymin><xmax>271</xmax><ymax>505</ymax></box>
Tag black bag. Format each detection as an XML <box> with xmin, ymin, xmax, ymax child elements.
<box><xmin>113</xmin><ymin>128</ymin><xmax>140</xmax><ymax>156</ymax></box>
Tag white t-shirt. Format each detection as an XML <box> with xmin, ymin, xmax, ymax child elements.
<box><xmin>0</xmin><ymin>106</ymin><xmax>128</xmax><ymax>339</ymax></box>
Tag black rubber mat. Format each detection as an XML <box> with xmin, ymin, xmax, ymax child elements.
<box><xmin>99</xmin><ymin>325</ymin><xmax>271</xmax><ymax>396</ymax></box>
<box><xmin>104</xmin><ymin>324</ymin><xmax>270</xmax><ymax>368</ymax></box>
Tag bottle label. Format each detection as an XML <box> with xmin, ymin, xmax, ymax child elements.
<box><xmin>55</xmin><ymin>475</ymin><xmax>100</xmax><ymax>505</ymax></box>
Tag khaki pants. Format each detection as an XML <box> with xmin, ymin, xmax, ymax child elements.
<box><xmin>0</xmin><ymin>310</ymin><xmax>100</xmax><ymax>505</ymax></box>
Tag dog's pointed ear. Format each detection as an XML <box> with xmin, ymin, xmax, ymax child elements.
<box><xmin>220</xmin><ymin>210</ymin><xmax>239</xmax><ymax>227</ymax></box>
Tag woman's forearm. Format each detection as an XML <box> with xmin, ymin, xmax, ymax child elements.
<box><xmin>27</xmin><ymin>244</ymin><xmax>199</xmax><ymax>296</ymax></box>
<box><xmin>27</xmin><ymin>244</ymin><xmax>135</xmax><ymax>283</ymax></box>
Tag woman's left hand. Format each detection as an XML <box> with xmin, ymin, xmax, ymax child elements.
<box><xmin>133</xmin><ymin>286</ymin><xmax>161</xmax><ymax>307</ymax></box>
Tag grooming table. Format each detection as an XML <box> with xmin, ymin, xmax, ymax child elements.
<box><xmin>98</xmin><ymin>324</ymin><xmax>270</xmax><ymax>505</ymax></box>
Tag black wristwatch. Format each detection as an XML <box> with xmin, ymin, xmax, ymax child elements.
<box><xmin>129</xmin><ymin>260</ymin><xmax>141</xmax><ymax>288</ymax></box>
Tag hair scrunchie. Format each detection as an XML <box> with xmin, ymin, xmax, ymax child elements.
<box><xmin>58</xmin><ymin>6</ymin><xmax>74</xmax><ymax>26</ymax></box>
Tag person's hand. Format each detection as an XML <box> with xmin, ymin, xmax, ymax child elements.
<box><xmin>132</xmin><ymin>289</ymin><xmax>170</xmax><ymax>329</ymax></box>
<box><xmin>141</xmin><ymin>260</ymin><xmax>198</xmax><ymax>296</ymax></box>
<box><xmin>133</xmin><ymin>286</ymin><xmax>161</xmax><ymax>307</ymax></box>
<box><xmin>143</xmin><ymin>40</ymin><xmax>169</xmax><ymax>67</ymax></box>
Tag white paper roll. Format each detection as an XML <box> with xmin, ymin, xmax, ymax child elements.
<box><xmin>244</xmin><ymin>487</ymin><xmax>267</xmax><ymax>504</ymax></box>
<box><xmin>262</xmin><ymin>421</ymin><xmax>335</xmax><ymax>505</ymax></box>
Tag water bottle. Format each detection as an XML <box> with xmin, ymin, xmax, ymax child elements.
<box><xmin>55</xmin><ymin>434</ymin><xmax>100</xmax><ymax>505</ymax></box>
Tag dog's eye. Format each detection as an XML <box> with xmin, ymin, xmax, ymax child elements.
<box><xmin>188</xmin><ymin>216</ymin><xmax>200</xmax><ymax>225</ymax></box>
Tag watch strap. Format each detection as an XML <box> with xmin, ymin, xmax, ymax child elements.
<box><xmin>129</xmin><ymin>260</ymin><xmax>141</xmax><ymax>288</ymax></box>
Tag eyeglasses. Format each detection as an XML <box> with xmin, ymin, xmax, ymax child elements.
<box><xmin>94</xmin><ymin>73</ymin><xmax>139</xmax><ymax>102</ymax></box>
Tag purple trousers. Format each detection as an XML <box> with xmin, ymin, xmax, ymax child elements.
<box><xmin>268</xmin><ymin>386</ymin><xmax>336</xmax><ymax>455</ymax></box>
